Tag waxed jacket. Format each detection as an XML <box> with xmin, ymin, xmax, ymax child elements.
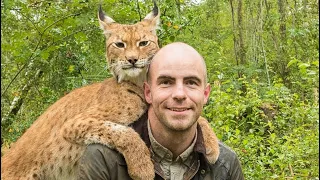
<box><xmin>78</xmin><ymin>112</ymin><xmax>245</xmax><ymax>180</ymax></box>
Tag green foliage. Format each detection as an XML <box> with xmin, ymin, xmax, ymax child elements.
<box><xmin>203</xmin><ymin>76</ymin><xmax>319</xmax><ymax>179</ymax></box>
<box><xmin>1</xmin><ymin>0</ymin><xmax>108</xmax><ymax>142</ymax></box>
<box><xmin>1</xmin><ymin>0</ymin><xmax>318</xmax><ymax>179</ymax></box>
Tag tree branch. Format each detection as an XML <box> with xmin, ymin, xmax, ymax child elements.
<box><xmin>1</xmin><ymin>12</ymin><xmax>81</xmax><ymax>98</ymax></box>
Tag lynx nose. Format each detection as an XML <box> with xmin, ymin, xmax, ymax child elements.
<box><xmin>128</xmin><ymin>58</ymin><xmax>138</xmax><ymax>65</ymax></box>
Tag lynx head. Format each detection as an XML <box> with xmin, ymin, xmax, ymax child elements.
<box><xmin>98</xmin><ymin>3</ymin><xmax>160</xmax><ymax>86</ymax></box>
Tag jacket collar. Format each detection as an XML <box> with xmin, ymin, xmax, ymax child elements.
<box><xmin>130</xmin><ymin>111</ymin><xmax>211</xmax><ymax>172</ymax></box>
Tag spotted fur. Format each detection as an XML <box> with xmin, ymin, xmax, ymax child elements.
<box><xmin>1</xmin><ymin>5</ymin><xmax>159</xmax><ymax>180</ymax></box>
<box><xmin>2</xmin><ymin>3</ymin><xmax>220</xmax><ymax>180</ymax></box>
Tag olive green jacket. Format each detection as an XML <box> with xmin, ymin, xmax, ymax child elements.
<box><xmin>77</xmin><ymin>113</ymin><xmax>244</xmax><ymax>180</ymax></box>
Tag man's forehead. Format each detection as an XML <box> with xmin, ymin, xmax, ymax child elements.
<box><xmin>148</xmin><ymin>42</ymin><xmax>207</xmax><ymax>81</ymax></box>
<box><xmin>152</xmin><ymin>53</ymin><xmax>202</xmax><ymax>69</ymax></box>
<box><xmin>153</xmin><ymin>66</ymin><xmax>204</xmax><ymax>82</ymax></box>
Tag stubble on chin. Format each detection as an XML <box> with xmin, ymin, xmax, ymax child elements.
<box><xmin>161</xmin><ymin>115</ymin><xmax>198</xmax><ymax>132</ymax></box>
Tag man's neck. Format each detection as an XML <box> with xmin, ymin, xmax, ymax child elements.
<box><xmin>148</xmin><ymin>108</ymin><xmax>197</xmax><ymax>159</ymax></box>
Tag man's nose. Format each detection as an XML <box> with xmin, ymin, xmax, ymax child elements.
<box><xmin>172</xmin><ymin>84</ymin><xmax>186</xmax><ymax>101</ymax></box>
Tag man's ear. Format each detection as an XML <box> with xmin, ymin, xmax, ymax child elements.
<box><xmin>203</xmin><ymin>83</ymin><xmax>211</xmax><ymax>104</ymax></box>
<box><xmin>144</xmin><ymin>82</ymin><xmax>152</xmax><ymax>104</ymax></box>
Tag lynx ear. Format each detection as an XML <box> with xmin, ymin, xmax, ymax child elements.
<box><xmin>98</xmin><ymin>5</ymin><xmax>116</xmax><ymax>35</ymax></box>
<box><xmin>143</xmin><ymin>0</ymin><xmax>160</xmax><ymax>34</ymax></box>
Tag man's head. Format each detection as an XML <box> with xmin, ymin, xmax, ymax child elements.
<box><xmin>144</xmin><ymin>42</ymin><xmax>210</xmax><ymax>132</ymax></box>
<box><xmin>147</xmin><ymin>42</ymin><xmax>208</xmax><ymax>84</ymax></box>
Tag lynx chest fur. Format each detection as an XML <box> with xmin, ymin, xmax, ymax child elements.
<box><xmin>1</xmin><ymin>4</ymin><xmax>160</xmax><ymax>180</ymax></box>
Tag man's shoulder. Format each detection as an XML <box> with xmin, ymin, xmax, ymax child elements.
<box><xmin>218</xmin><ymin>141</ymin><xmax>238</xmax><ymax>159</ymax></box>
<box><xmin>209</xmin><ymin>141</ymin><xmax>240</xmax><ymax>170</ymax></box>
<box><xmin>205</xmin><ymin>141</ymin><xmax>244</xmax><ymax>179</ymax></box>
<box><xmin>78</xmin><ymin>144</ymin><xmax>132</xmax><ymax>180</ymax></box>
<box><xmin>83</xmin><ymin>144</ymin><xmax>126</xmax><ymax>165</ymax></box>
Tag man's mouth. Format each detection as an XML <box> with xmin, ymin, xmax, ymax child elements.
<box><xmin>168</xmin><ymin>108</ymin><xmax>191</xmax><ymax>112</ymax></box>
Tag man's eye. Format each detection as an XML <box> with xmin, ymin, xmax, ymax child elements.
<box><xmin>139</xmin><ymin>41</ymin><xmax>149</xmax><ymax>47</ymax></box>
<box><xmin>186</xmin><ymin>81</ymin><xmax>198</xmax><ymax>86</ymax></box>
<box><xmin>114</xmin><ymin>42</ymin><xmax>125</xmax><ymax>48</ymax></box>
<box><xmin>160</xmin><ymin>80</ymin><xmax>171</xmax><ymax>85</ymax></box>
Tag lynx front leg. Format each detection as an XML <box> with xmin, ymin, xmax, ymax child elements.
<box><xmin>197</xmin><ymin>116</ymin><xmax>220</xmax><ymax>163</ymax></box>
<box><xmin>62</xmin><ymin>118</ymin><xmax>154</xmax><ymax>180</ymax></box>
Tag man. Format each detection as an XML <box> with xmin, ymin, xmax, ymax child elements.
<box><xmin>78</xmin><ymin>42</ymin><xmax>244</xmax><ymax>179</ymax></box>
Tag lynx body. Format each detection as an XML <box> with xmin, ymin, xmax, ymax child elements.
<box><xmin>1</xmin><ymin>3</ymin><xmax>220</xmax><ymax>180</ymax></box>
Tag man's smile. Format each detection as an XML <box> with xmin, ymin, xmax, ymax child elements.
<box><xmin>168</xmin><ymin>108</ymin><xmax>191</xmax><ymax>112</ymax></box>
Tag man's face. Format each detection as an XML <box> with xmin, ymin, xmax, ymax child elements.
<box><xmin>144</xmin><ymin>49</ymin><xmax>210</xmax><ymax>132</ymax></box>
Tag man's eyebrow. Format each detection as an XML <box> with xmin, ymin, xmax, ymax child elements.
<box><xmin>156</xmin><ymin>75</ymin><xmax>202</xmax><ymax>84</ymax></box>
<box><xmin>156</xmin><ymin>75</ymin><xmax>174</xmax><ymax>81</ymax></box>
<box><xmin>184</xmin><ymin>76</ymin><xmax>202</xmax><ymax>83</ymax></box>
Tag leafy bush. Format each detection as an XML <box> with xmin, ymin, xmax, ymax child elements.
<box><xmin>203</xmin><ymin>76</ymin><xmax>319</xmax><ymax>179</ymax></box>
<box><xmin>1</xmin><ymin>0</ymin><xmax>318</xmax><ymax>179</ymax></box>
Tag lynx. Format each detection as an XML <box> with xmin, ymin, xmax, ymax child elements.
<box><xmin>1</xmin><ymin>3</ymin><xmax>219</xmax><ymax>180</ymax></box>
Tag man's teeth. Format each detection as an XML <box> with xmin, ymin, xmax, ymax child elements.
<box><xmin>170</xmin><ymin>108</ymin><xmax>188</xmax><ymax>111</ymax></box>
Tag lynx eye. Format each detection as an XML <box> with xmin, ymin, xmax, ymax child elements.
<box><xmin>114</xmin><ymin>42</ymin><xmax>125</xmax><ymax>48</ymax></box>
<box><xmin>139</xmin><ymin>41</ymin><xmax>149</xmax><ymax>47</ymax></box>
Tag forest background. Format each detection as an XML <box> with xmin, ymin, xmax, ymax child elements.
<box><xmin>1</xmin><ymin>0</ymin><xmax>319</xmax><ymax>179</ymax></box>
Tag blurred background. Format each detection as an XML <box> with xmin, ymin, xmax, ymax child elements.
<box><xmin>1</xmin><ymin>0</ymin><xmax>318</xmax><ymax>179</ymax></box>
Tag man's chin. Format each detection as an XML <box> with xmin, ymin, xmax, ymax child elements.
<box><xmin>166</xmin><ymin>119</ymin><xmax>195</xmax><ymax>131</ymax></box>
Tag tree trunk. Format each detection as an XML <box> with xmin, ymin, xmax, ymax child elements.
<box><xmin>237</xmin><ymin>0</ymin><xmax>246</xmax><ymax>65</ymax></box>
<box><xmin>260</xmin><ymin>0</ymin><xmax>271</xmax><ymax>87</ymax></box>
<box><xmin>277</xmin><ymin>0</ymin><xmax>290</xmax><ymax>87</ymax></box>
<box><xmin>230</xmin><ymin>0</ymin><xmax>247</xmax><ymax>94</ymax></box>
<box><xmin>1</xmin><ymin>69</ymin><xmax>43</xmax><ymax>129</ymax></box>
<box><xmin>229</xmin><ymin>0</ymin><xmax>241</xmax><ymax>78</ymax></box>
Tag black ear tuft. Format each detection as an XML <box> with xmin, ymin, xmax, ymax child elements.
<box><xmin>99</xmin><ymin>4</ymin><xmax>105</xmax><ymax>21</ymax></box>
<box><xmin>152</xmin><ymin>0</ymin><xmax>159</xmax><ymax>16</ymax></box>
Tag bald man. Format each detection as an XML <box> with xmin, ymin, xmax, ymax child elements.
<box><xmin>78</xmin><ymin>42</ymin><xmax>244</xmax><ymax>180</ymax></box>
